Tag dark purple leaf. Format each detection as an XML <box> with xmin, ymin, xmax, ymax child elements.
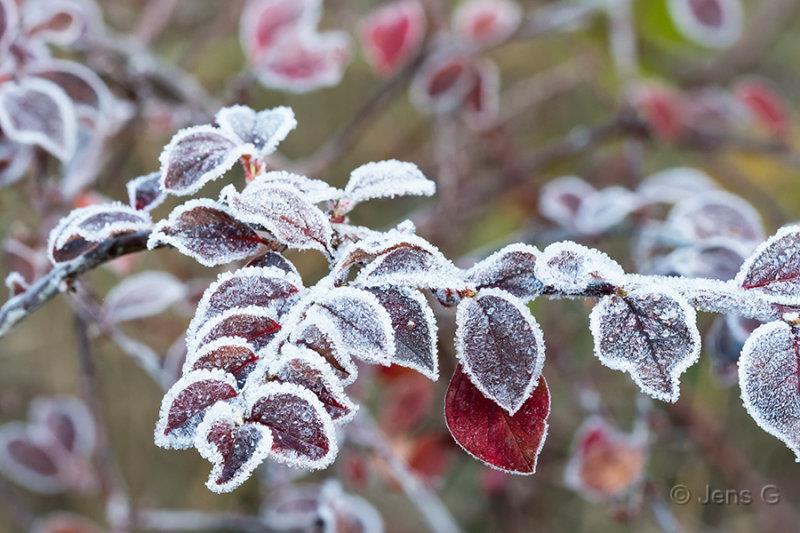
<box><xmin>736</xmin><ymin>225</ymin><xmax>800</xmax><ymax>305</ymax></box>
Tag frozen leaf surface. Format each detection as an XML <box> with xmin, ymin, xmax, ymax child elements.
<box><xmin>104</xmin><ymin>271</ymin><xmax>185</xmax><ymax>323</ymax></box>
<box><xmin>368</xmin><ymin>287</ymin><xmax>438</xmax><ymax>379</ymax></box>
<box><xmin>246</xmin><ymin>170</ymin><xmax>342</xmax><ymax>204</ymax></box>
<box><xmin>465</xmin><ymin>243</ymin><xmax>542</xmax><ymax>301</ymax></box>
<box><xmin>359</xmin><ymin>0</ymin><xmax>426</xmax><ymax>76</ymax></box>
<box><xmin>190</xmin><ymin>306</ymin><xmax>281</xmax><ymax>353</ymax></box>
<box><xmin>148</xmin><ymin>199</ymin><xmax>265</xmax><ymax>267</ymax></box>
<box><xmin>159</xmin><ymin>125</ymin><xmax>251</xmax><ymax>196</ymax></box>
<box><xmin>126</xmin><ymin>172</ymin><xmax>165</xmax><ymax>212</ymax></box>
<box><xmin>223</xmin><ymin>182</ymin><xmax>332</xmax><ymax>253</ymax></box>
<box><xmin>290</xmin><ymin>322</ymin><xmax>357</xmax><ymax>386</ymax></box>
<box><xmin>246</xmin><ymin>382</ymin><xmax>337</xmax><ymax>469</ymax></box>
<box><xmin>154</xmin><ymin>369</ymin><xmax>239</xmax><ymax>449</ymax></box>
<box><xmin>736</xmin><ymin>225</ymin><xmax>800</xmax><ymax>306</ymax></box>
<box><xmin>589</xmin><ymin>288</ymin><xmax>701</xmax><ymax>402</ymax></box>
<box><xmin>445</xmin><ymin>365</ymin><xmax>549</xmax><ymax>474</ymax></box>
<box><xmin>536</xmin><ymin>241</ymin><xmax>624</xmax><ymax>294</ymax></box>
<box><xmin>0</xmin><ymin>77</ymin><xmax>76</xmax><ymax>161</ymax></box>
<box><xmin>455</xmin><ymin>288</ymin><xmax>545</xmax><ymax>414</ymax></box>
<box><xmin>184</xmin><ymin>337</ymin><xmax>260</xmax><ymax>386</ymax></box>
<box><xmin>738</xmin><ymin>320</ymin><xmax>800</xmax><ymax>460</ymax></box>
<box><xmin>343</xmin><ymin>160</ymin><xmax>435</xmax><ymax>207</ymax></box>
<box><xmin>247</xmin><ymin>251</ymin><xmax>301</xmax><ymax>278</ymax></box>
<box><xmin>215</xmin><ymin>105</ymin><xmax>296</xmax><ymax>157</ymax></box>
<box><xmin>195</xmin><ymin>402</ymin><xmax>272</xmax><ymax>493</ymax></box>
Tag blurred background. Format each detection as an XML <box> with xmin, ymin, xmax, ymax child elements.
<box><xmin>2</xmin><ymin>0</ymin><xmax>800</xmax><ymax>531</ymax></box>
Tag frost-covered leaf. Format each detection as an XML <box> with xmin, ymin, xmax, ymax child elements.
<box><xmin>104</xmin><ymin>271</ymin><xmax>186</xmax><ymax>323</ymax></box>
<box><xmin>342</xmin><ymin>160</ymin><xmax>434</xmax><ymax>209</ymax></box>
<box><xmin>184</xmin><ymin>337</ymin><xmax>260</xmax><ymax>386</ymax></box>
<box><xmin>575</xmin><ymin>187</ymin><xmax>640</xmax><ymax>236</ymax></box>
<box><xmin>736</xmin><ymin>225</ymin><xmax>800</xmax><ymax>306</ymax></box>
<box><xmin>463</xmin><ymin>58</ymin><xmax>500</xmax><ymax>129</ymax></box>
<box><xmin>0</xmin><ymin>423</ymin><xmax>65</xmax><ymax>493</ymax></box>
<box><xmin>159</xmin><ymin>125</ymin><xmax>252</xmax><ymax>196</ymax></box>
<box><xmin>194</xmin><ymin>402</ymin><xmax>272</xmax><ymax>493</ymax></box>
<box><xmin>126</xmin><ymin>172</ymin><xmax>165</xmax><ymax>212</ymax></box>
<box><xmin>247</xmin><ymin>250</ymin><xmax>301</xmax><ymax>278</ymax></box>
<box><xmin>589</xmin><ymin>288</ymin><xmax>701</xmax><ymax>402</ymax></box>
<box><xmin>465</xmin><ymin>243</ymin><xmax>542</xmax><ymax>301</ymax></box>
<box><xmin>734</xmin><ymin>78</ymin><xmax>791</xmax><ymax>137</ymax></box>
<box><xmin>246</xmin><ymin>170</ymin><xmax>342</xmax><ymax>204</ymax></box>
<box><xmin>563</xmin><ymin>417</ymin><xmax>646</xmax><ymax>501</ymax></box>
<box><xmin>5</xmin><ymin>271</ymin><xmax>28</xmax><ymax>297</ymax></box>
<box><xmin>359</xmin><ymin>0</ymin><xmax>426</xmax><ymax>76</ymax></box>
<box><xmin>0</xmin><ymin>77</ymin><xmax>77</xmax><ymax>161</ymax></box>
<box><xmin>21</xmin><ymin>0</ymin><xmax>85</xmax><ymax>45</ymax></box>
<box><xmin>29</xmin><ymin>397</ymin><xmax>95</xmax><ymax>458</ymax></box>
<box><xmin>147</xmin><ymin>199</ymin><xmax>265</xmax><ymax>267</ymax></box>
<box><xmin>26</xmin><ymin>59</ymin><xmax>112</xmax><ymax>119</ymax></box>
<box><xmin>154</xmin><ymin>369</ymin><xmax>239</xmax><ymax>449</ymax></box>
<box><xmin>452</xmin><ymin>0</ymin><xmax>522</xmax><ymax>48</ymax></box>
<box><xmin>253</xmin><ymin>30</ymin><xmax>351</xmax><ymax>94</ymax></box>
<box><xmin>190</xmin><ymin>305</ymin><xmax>281</xmax><ymax>354</ymax></box>
<box><xmin>445</xmin><ymin>365</ymin><xmax>549</xmax><ymax>474</ymax></box>
<box><xmin>245</xmin><ymin>382</ymin><xmax>337</xmax><ymax>469</ymax></box>
<box><xmin>657</xmin><ymin>239</ymin><xmax>747</xmax><ymax>281</ymax></box>
<box><xmin>538</xmin><ymin>176</ymin><xmax>595</xmax><ymax>229</ymax></box>
<box><xmin>308</xmin><ymin>287</ymin><xmax>396</xmax><ymax>365</ymax></box>
<box><xmin>455</xmin><ymin>288</ymin><xmax>545</xmax><ymax>414</ymax></box>
<box><xmin>637</xmin><ymin>167</ymin><xmax>717</xmax><ymax>204</ymax></box>
<box><xmin>223</xmin><ymin>182</ymin><xmax>333</xmax><ymax>253</ymax></box>
<box><xmin>668</xmin><ymin>191</ymin><xmax>764</xmax><ymax>245</ymax></box>
<box><xmin>0</xmin><ymin>133</ymin><xmax>33</xmax><ymax>187</ymax></box>
<box><xmin>410</xmin><ymin>51</ymin><xmax>477</xmax><ymax>114</ymax></box>
<box><xmin>240</xmin><ymin>0</ymin><xmax>321</xmax><ymax>60</ymax></box>
<box><xmin>535</xmin><ymin>242</ymin><xmax>624</xmax><ymax>294</ymax></box>
<box><xmin>368</xmin><ymin>287</ymin><xmax>438</xmax><ymax>380</ymax></box>
<box><xmin>290</xmin><ymin>321</ymin><xmax>358</xmax><ymax>386</ymax></box>
<box><xmin>668</xmin><ymin>0</ymin><xmax>743</xmax><ymax>48</ymax></box>
<box><xmin>265</xmin><ymin>344</ymin><xmax>357</xmax><ymax>423</ymax></box>
<box><xmin>215</xmin><ymin>105</ymin><xmax>297</xmax><ymax>157</ymax></box>
<box><xmin>738</xmin><ymin>320</ymin><xmax>800</xmax><ymax>460</ymax></box>
<box><xmin>188</xmin><ymin>266</ymin><xmax>301</xmax><ymax>339</ymax></box>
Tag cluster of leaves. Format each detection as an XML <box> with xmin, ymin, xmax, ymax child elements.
<box><xmin>0</xmin><ymin>0</ymin><xmax>122</xmax><ymax>194</ymax></box>
<box><xmin>0</xmin><ymin>396</ymin><xmax>96</xmax><ymax>494</ymax></box>
<box><xmin>39</xmin><ymin>102</ymin><xmax>800</xmax><ymax>491</ymax></box>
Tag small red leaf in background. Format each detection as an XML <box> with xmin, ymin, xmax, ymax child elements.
<box><xmin>734</xmin><ymin>79</ymin><xmax>791</xmax><ymax>138</ymax></box>
<box><xmin>360</xmin><ymin>0</ymin><xmax>426</xmax><ymax>77</ymax></box>
<box><xmin>452</xmin><ymin>0</ymin><xmax>522</xmax><ymax>49</ymax></box>
<box><xmin>148</xmin><ymin>199</ymin><xmax>265</xmax><ymax>267</ymax></box>
<box><xmin>240</xmin><ymin>0</ymin><xmax>320</xmax><ymax>61</ymax></box>
<box><xmin>628</xmin><ymin>84</ymin><xmax>686</xmax><ymax>142</ymax></box>
<box><xmin>445</xmin><ymin>365</ymin><xmax>550</xmax><ymax>474</ymax></box>
<box><xmin>463</xmin><ymin>59</ymin><xmax>500</xmax><ymax>129</ymax></box>
<box><xmin>564</xmin><ymin>417</ymin><xmax>646</xmax><ymax>501</ymax></box>
<box><xmin>0</xmin><ymin>423</ymin><xmax>65</xmax><ymax>493</ymax></box>
<box><xmin>407</xmin><ymin>432</ymin><xmax>453</xmax><ymax>483</ymax></box>
<box><xmin>379</xmin><ymin>370</ymin><xmax>435</xmax><ymax>436</ymax></box>
<box><xmin>411</xmin><ymin>52</ymin><xmax>476</xmax><ymax>114</ymax></box>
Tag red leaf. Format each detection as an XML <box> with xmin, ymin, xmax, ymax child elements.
<box><xmin>148</xmin><ymin>199</ymin><xmax>265</xmax><ymax>267</ymax></box>
<box><xmin>191</xmin><ymin>306</ymin><xmax>281</xmax><ymax>353</ymax></box>
<box><xmin>290</xmin><ymin>322</ymin><xmax>357</xmax><ymax>385</ymax></box>
<box><xmin>240</xmin><ymin>0</ymin><xmax>321</xmax><ymax>61</ymax></box>
<box><xmin>247</xmin><ymin>250</ymin><xmax>301</xmax><ymax>278</ymax></box>
<box><xmin>734</xmin><ymin>79</ymin><xmax>791</xmax><ymax>138</ymax></box>
<box><xmin>452</xmin><ymin>0</ymin><xmax>522</xmax><ymax>48</ymax></box>
<box><xmin>465</xmin><ymin>243</ymin><xmax>542</xmax><ymax>301</ymax></box>
<box><xmin>26</xmin><ymin>59</ymin><xmax>112</xmax><ymax>117</ymax></box>
<box><xmin>629</xmin><ymin>84</ymin><xmax>686</xmax><ymax>142</ymax></box>
<box><xmin>29</xmin><ymin>397</ymin><xmax>95</xmax><ymax>457</ymax></box>
<box><xmin>154</xmin><ymin>370</ymin><xmax>239</xmax><ymax>449</ymax></box>
<box><xmin>126</xmin><ymin>172</ymin><xmax>165</xmax><ymax>212</ymax></box>
<box><xmin>737</xmin><ymin>225</ymin><xmax>800</xmax><ymax>305</ymax></box>
<box><xmin>0</xmin><ymin>423</ymin><xmax>65</xmax><ymax>493</ymax></box>
<box><xmin>463</xmin><ymin>59</ymin><xmax>499</xmax><ymax>129</ymax></box>
<box><xmin>445</xmin><ymin>365</ymin><xmax>550</xmax><ymax>474</ymax></box>
<box><xmin>411</xmin><ymin>52</ymin><xmax>476</xmax><ymax>114</ymax></box>
<box><xmin>247</xmin><ymin>382</ymin><xmax>337</xmax><ymax>469</ymax></box>
<box><xmin>359</xmin><ymin>0</ymin><xmax>426</xmax><ymax>77</ymax></box>
<box><xmin>184</xmin><ymin>337</ymin><xmax>260</xmax><ymax>385</ymax></box>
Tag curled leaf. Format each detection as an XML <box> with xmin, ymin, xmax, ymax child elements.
<box><xmin>126</xmin><ymin>172</ymin><xmax>165</xmax><ymax>212</ymax></box>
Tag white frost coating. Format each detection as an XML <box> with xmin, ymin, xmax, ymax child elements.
<box><xmin>536</xmin><ymin>241</ymin><xmax>624</xmax><ymax>293</ymax></box>
<box><xmin>667</xmin><ymin>190</ymin><xmax>764</xmax><ymax>245</ymax></box>
<box><xmin>29</xmin><ymin>396</ymin><xmax>96</xmax><ymax>457</ymax></box>
<box><xmin>154</xmin><ymin>369</ymin><xmax>239</xmax><ymax>450</ymax></box>
<box><xmin>147</xmin><ymin>198</ymin><xmax>262</xmax><ymax>267</ymax></box>
<box><xmin>452</xmin><ymin>0</ymin><xmax>522</xmax><ymax>48</ymax></box>
<box><xmin>465</xmin><ymin>243</ymin><xmax>542</xmax><ymax>301</ymax></box>
<box><xmin>66</xmin><ymin>203</ymin><xmax>152</xmax><ymax>246</ymax></box>
<box><xmin>239</xmin><ymin>0</ymin><xmax>322</xmax><ymax>59</ymax></box>
<box><xmin>655</xmin><ymin>238</ymin><xmax>748</xmax><ymax>281</ymax></box>
<box><xmin>47</xmin><ymin>208</ymin><xmax>87</xmax><ymax>264</ymax></box>
<box><xmin>351</xmin><ymin>232</ymin><xmax>464</xmax><ymax>289</ymax></box>
<box><xmin>269</xmin><ymin>344</ymin><xmax>358</xmax><ymax>424</ymax></box>
<box><xmin>158</xmin><ymin>124</ymin><xmax>253</xmax><ymax>196</ymax></box>
<box><xmin>589</xmin><ymin>287</ymin><xmax>701</xmax><ymax>402</ymax></box>
<box><xmin>455</xmin><ymin>288</ymin><xmax>546</xmax><ymax>415</ymax></box>
<box><xmin>126</xmin><ymin>172</ymin><xmax>165</xmax><ymax>212</ymax></box>
<box><xmin>343</xmin><ymin>160</ymin><xmax>435</xmax><ymax>208</ymax></box>
<box><xmin>637</xmin><ymin>167</ymin><xmax>717</xmax><ymax>204</ymax></box>
<box><xmin>104</xmin><ymin>271</ymin><xmax>186</xmax><ymax>323</ymax></box>
<box><xmin>308</xmin><ymin>286</ymin><xmax>396</xmax><ymax>365</ymax></box>
<box><xmin>193</xmin><ymin>402</ymin><xmax>273</xmax><ymax>493</ymax></box>
<box><xmin>735</xmin><ymin>224</ymin><xmax>800</xmax><ymax>306</ymax></box>
<box><xmin>215</xmin><ymin>105</ymin><xmax>297</xmax><ymax>157</ymax></box>
<box><xmin>0</xmin><ymin>77</ymin><xmax>77</xmax><ymax>161</ymax></box>
<box><xmin>667</xmin><ymin>0</ymin><xmax>743</xmax><ymax>49</ymax></box>
<box><xmin>222</xmin><ymin>182</ymin><xmax>333</xmax><ymax>253</ymax></box>
<box><xmin>245</xmin><ymin>381</ymin><xmax>338</xmax><ymax>470</ymax></box>
<box><xmin>182</xmin><ymin>336</ymin><xmax>256</xmax><ymax>376</ymax></box>
<box><xmin>188</xmin><ymin>304</ymin><xmax>280</xmax><ymax>355</ymax></box>
<box><xmin>5</xmin><ymin>272</ymin><xmax>29</xmax><ymax>296</ymax></box>
<box><xmin>21</xmin><ymin>0</ymin><xmax>84</xmax><ymax>45</ymax></box>
<box><xmin>187</xmin><ymin>266</ymin><xmax>302</xmax><ymax>341</ymax></box>
<box><xmin>575</xmin><ymin>187</ymin><xmax>641</xmax><ymax>236</ymax></box>
<box><xmin>289</xmin><ymin>315</ymin><xmax>359</xmax><ymax>387</ymax></box>
<box><xmin>0</xmin><ymin>422</ymin><xmax>64</xmax><ymax>493</ymax></box>
<box><xmin>738</xmin><ymin>320</ymin><xmax>800</xmax><ymax>461</ymax></box>
<box><xmin>246</xmin><ymin>170</ymin><xmax>343</xmax><ymax>204</ymax></box>
<box><xmin>538</xmin><ymin>176</ymin><xmax>595</xmax><ymax>229</ymax></box>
